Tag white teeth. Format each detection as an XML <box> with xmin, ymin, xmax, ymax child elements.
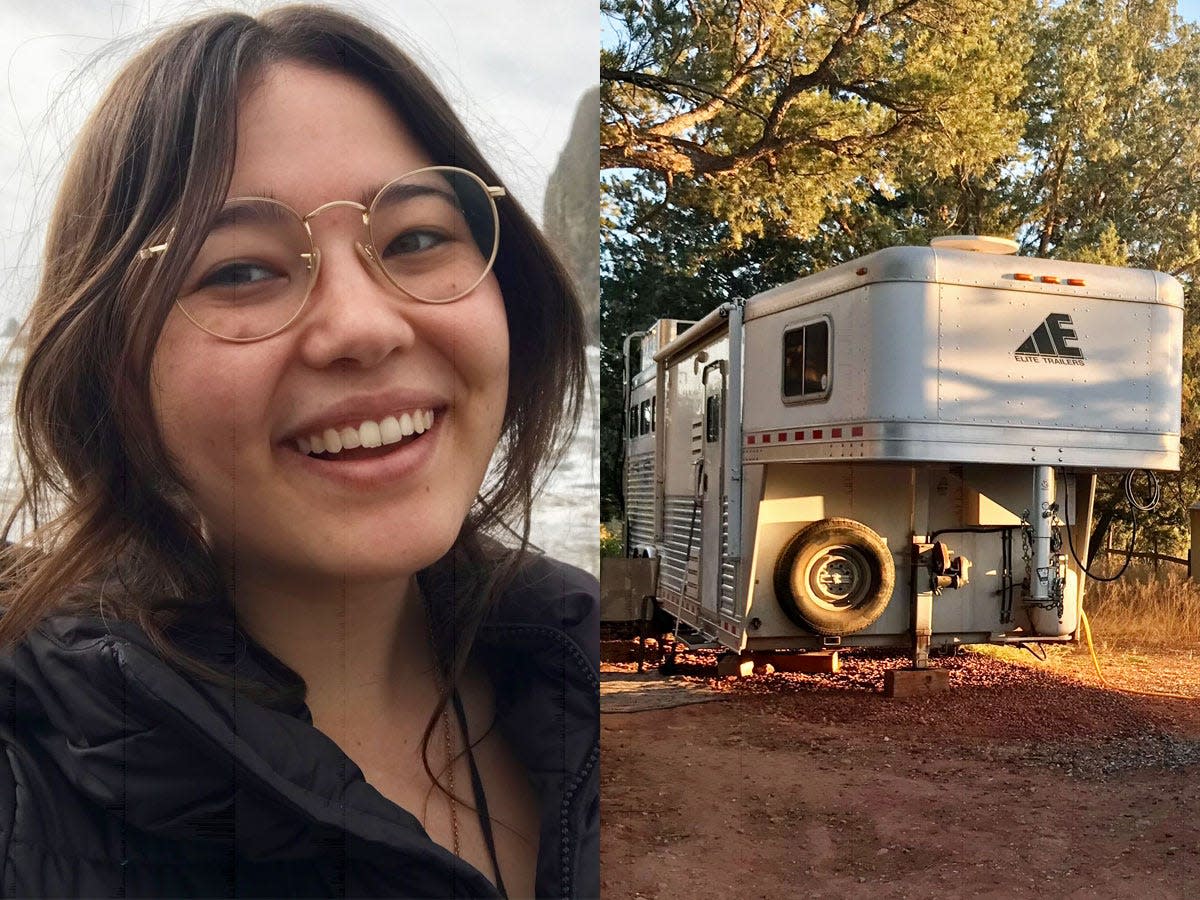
<box><xmin>300</xmin><ymin>408</ymin><xmax>436</xmax><ymax>457</ymax></box>
<box><xmin>359</xmin><ymin>420</ymin><xmax>382</xmax><ymax>448</ymax></box>
<box><xmin>380</xmin><ymin>416</ymin><xmax>402</xmax><ymax>444</ymax></box>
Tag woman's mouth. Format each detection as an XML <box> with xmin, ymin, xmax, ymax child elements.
<box><xmin>294</xmin><ymin>408</ymin><xmax>436</xmax><ymax>459</ymax></box>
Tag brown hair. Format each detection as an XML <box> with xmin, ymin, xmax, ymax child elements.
<box><xmin>0</xmin><ymin>6</ymin><xmax>585</xmax><ymax>745</ymax></box>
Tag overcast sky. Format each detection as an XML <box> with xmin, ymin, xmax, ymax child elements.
<box><xmin>0</xmin><ymin>0</ymin><xmax>598</xmax><ymax>322</ymax></box>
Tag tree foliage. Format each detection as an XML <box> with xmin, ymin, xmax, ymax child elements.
<box><xmin>602</xmin><ymin>0</ymin><xmax>1032</xmax><ymax>244</ymax></box>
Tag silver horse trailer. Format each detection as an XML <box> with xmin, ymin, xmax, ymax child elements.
<box><xmin>620</xmin><ymin>238</ymin><xmax>1182</xmax><ymax>666</ymax></box>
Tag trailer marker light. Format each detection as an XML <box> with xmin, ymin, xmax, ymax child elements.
<box><xmin>1040</xmin><ymin>275</ymin><xmax>1060</xmax><ymax>284</ymax></box>
<box><xmin>1014</xmin><ymin>273</ymin><xmax>1033</xmax><ymax>281</ymax></box>
<box><xmin>794</xmin><ymin>431</ymin><xmax>804</xmax><ymax>441</ymax></box>
<box><xmin>778</xmin><ymin>432</ymin><xmax>787</xmax><ymax>442</ymax></box>
<box><xmin>763</xmin><ymin>434</ymin><xmax>771</xmax><ymax>443</ymax></box>
<box><xmin>747</xmin><ymin>435</ymin><xmax>755</xmax><ymax>445</ymax></box>
<box><xmin>813</xmin><ymin>429</ymin><xmax>823</xmax><ymax>439</ymax></box>
<box><xmin>856</xmin><ymin>267</ymin><xmax>868</xmax><ymax>276</ymax></box>
<box><xmin>1067</xmin><ymin>278</ymin><xmax>1085</xmax><ymax>286</ymax></box>
<box><xmin>851</xmin><ymin>426</ymin><xmax>864</xmax><ymax>437</ymax></box>
<box><xmin>832</xmin><ymin>427</ymin><xmax>843</xmax><ymax>438</ymax></box>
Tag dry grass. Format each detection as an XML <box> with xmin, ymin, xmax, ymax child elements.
<box><xmin>1083</xmin><ymin>561</ymin><xmax>1200</xmax><ymax>651</ymax></box>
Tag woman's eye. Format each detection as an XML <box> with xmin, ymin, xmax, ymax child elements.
<box><xmin>199</xmin><ymin>262</ymin><xmax>280</xmax><ymax>288</ymax></box>
<box><xmin>382</xmin><ymin>230</ymin><xmax>447</xmax><ymax>257</ymax></box>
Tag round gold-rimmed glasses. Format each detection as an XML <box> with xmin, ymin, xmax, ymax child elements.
<box><xmin>137</xmin><ymin>166</ymin><xmax>506</xmax><ymax>343</ymax></box>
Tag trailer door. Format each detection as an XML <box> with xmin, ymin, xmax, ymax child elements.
<box><xmin>700</xmin><ymin>362</ymin><xmax>726</xmax><ymax>621</ymax></box>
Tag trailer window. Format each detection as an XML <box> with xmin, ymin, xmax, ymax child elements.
<box><xmin>783</xmin><ymin>319</ymin><xmax>831</xmax><ymax>400</ymax></box>
<box><xmin>640</xmin><ymin>399</ymin><xmax>653</xmax><ymax>435</ymax></box>
<box><xmin>629</xmin><ymin>405</ymin><xmax>638</xmax><ymax>439</ymax></box>
<box><xmin>705</xmin><ymin>394</ymin><xmax>721</xmax><ymax>443</ymax></box>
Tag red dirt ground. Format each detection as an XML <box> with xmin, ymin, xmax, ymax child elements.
<box><xmin>601</xmin><ymin>641</ymin><xmax>1200</xmax><ymax>898</ymax></box>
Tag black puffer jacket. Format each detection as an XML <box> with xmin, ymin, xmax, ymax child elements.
<box><xmin>0</xmin><ymin>556</ymin><xmax>599</xmax><ymax>898</ymax></box>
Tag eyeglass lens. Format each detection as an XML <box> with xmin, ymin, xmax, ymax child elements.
<box><xmin>370</xmin><ymin>169</ymin><xmax>496</xmax><ymax>302</ymax></box>
<box><xmin>177</xmin><ymin>168</ymin><xmax>497</xmax><ymax>341</ymax></box>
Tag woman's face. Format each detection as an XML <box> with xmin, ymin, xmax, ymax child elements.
<box><xmin>150</xmin><ymin>63</ymin><xmax>510</xmax><ymax>588</ymax></box>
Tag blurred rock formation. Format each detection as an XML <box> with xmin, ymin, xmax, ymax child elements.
<box><xmin>543</xmin><ymin>86</ymin><xmax>599</xmax><ymax>342</ymax></box>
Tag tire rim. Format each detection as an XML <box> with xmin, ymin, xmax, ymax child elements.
<box><xmin>800</xmin><ymin>544</ymin><xmax>872</xmax><ymax>611</ymax></box>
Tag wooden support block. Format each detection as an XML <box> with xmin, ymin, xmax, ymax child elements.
<box><xmin>767</xmin><ymin>651</ymin><xmax>840</xmax><ymax>674</ymax></box>
<box><xmin>717</xmin><ymin>654</ymin><xmax>755</xmax><ymax>678</ymax></box>
<box><xmin>884</xmin><ymin>668</ymin><xmax>949</xmax><ymax>698</ymax></box>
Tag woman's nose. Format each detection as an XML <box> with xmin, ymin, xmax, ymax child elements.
<box><xmin>294</xmin><ymin>237</ymin><xmax>418</xmax><ymax>369</ymax></box>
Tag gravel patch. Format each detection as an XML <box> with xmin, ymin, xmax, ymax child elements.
<box><xmin>1012</xmin><ymin>732</ymin><xmax>1200</xmax><ymax>778</ymax></box>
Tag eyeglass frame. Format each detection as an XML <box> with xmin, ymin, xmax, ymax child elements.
<box><xmin>136</xmin><ymin>165</ymin><xmax>507</xmax><ymax>344</ymax></box>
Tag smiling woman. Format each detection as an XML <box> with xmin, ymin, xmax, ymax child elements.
<box><xmin>0</xmin><ymin>7</ymin><xmax>597</xmax><ymax>899</ymax></box>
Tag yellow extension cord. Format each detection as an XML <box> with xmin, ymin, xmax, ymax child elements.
<box><xmin>1079</xmin><ymin>609</ymin><xmax>1196</xmax><ymax>701</ymax></box>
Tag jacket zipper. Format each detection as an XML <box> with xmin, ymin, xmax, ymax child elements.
<box><xmin>477</xmin><ymin>622</ymin><xmax>598</xmax><ymax>897</ymax></box>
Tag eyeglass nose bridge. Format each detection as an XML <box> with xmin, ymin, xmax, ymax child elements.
<box><xmin>299</xmin><ymin>198</ymin><xmax>379</xmax><ymax>280</ymax></box>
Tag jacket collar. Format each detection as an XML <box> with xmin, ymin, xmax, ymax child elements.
<box><xmin>1</xmin><ymin>554</ymin><xmax>598</xmax><ymax>897</ymax></box>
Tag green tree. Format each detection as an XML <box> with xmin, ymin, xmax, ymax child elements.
<box><xmin>602</xmin><ymin>0</ymin><xmax>1033</xmax><ymax>244</ymax></box>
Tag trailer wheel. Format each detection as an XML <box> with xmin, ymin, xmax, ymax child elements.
<box><xmin>774</xmin><ymin>518</ymin><xmax>895</xmax><ymax>635</ymax></box>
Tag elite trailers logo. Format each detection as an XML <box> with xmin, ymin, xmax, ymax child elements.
<box><xmin>1014</xmin><ymin>313</ymin><xmax>1085</xmax><ymax>366</ymax></box>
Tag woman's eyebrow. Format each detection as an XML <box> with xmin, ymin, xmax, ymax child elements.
<box><xmin>221</xmin><ymin>181</ymin><xmax>454</xmax><ymax>216</ymax></box>
<box><xmin>357</xmin><ymin>182</ymin><xmax>388</xmax><ymax>206</ymax></box>
<box><xmin>234</xmin><ymin>187</ymin><xmax>286</xmax><ymax>203</ymax></box>
<box><xmin>368</xmin><ymin>182</ymin><xmax>456</xmax><ymax>205</ymax></box>
<box><xmin>238</xmin><ymin>185</ymin><xmax>386</xmax><ymax>206</ymax></box>
<box><xmin>208</xmin><ymin>198</ymin><xmax>295</xmax><ymax>231</ymax></box>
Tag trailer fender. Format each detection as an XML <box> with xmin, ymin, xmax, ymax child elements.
<box><xmin>773</xmin><ymin>518</ymin><xmax>896</xmax><ymax>635</ymax></box>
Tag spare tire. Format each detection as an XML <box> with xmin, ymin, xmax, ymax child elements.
<box><xmin>773</xmin><ymin>517</ymin><xmax>895</xmax><ymax>635</ymax></box>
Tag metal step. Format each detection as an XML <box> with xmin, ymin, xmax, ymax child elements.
<box><xmin>669</xmin><ymin>631</ymin><xmax>721</xmax><ymax>650</ymax></box>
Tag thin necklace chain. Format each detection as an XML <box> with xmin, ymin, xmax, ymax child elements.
<box><xmin>426</xmin><ymin>599</ymin><xmax>461</xmax><ymax>857</ymax></box>
<box><xmin>442</xmin><ymin>705</ymin><xmax>460</xmax><ymax>856</ymax></box>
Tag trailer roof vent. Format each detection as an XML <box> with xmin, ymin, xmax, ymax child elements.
<box><xmin>930</xmin><ymin>235</ymin><xmax>1019</xmax><ymax>255</ymax></box>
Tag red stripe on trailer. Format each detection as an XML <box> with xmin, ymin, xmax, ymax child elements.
<box><xmin>852</xmin><ymin>426</ymin><xmax>863</xmax><ymax>437</ymax></box>
<box><xmin>794</xmin><ymin>431</ymin><xmax>804</xmax><ymax>441</ymax></box>
<box><xmin>832</xmin><ymin>427</ymin><xmax>843</xmax><ymax>438</ymax></box>
<box><xmin>812</xmin><ymin>429</ymin><xmax>823</xmax><ymax>439</ymax></box>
